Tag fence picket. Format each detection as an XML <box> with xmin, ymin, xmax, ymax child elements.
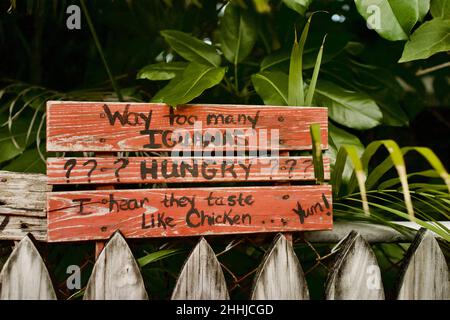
<box><xmin>397</xmin><ymin>228</ymin><xmax>450</xmax><ymax>300</ymax></box>
<box><xmin>0</xmin><ymin>235</ymin><xmax>56</xmax><ymax>300</ymax></box>
<box><xmin>171</xmin><ymin>237</ymin><xmax>229</xmax><ymax>300</ymax></box>
<box><xmin>251</xmin><ymin>234</ymin><xmax>309</xmax><ymax>300</ymax></box>
<box><xmin>83</xmin><ymin>232</ymin><xmax>148</xmax><ymax>300</ymax></box>
<box><xmin>325</xmin><ymin>231</ymin><xmax>385</xmax><ymax>300</ymax></box>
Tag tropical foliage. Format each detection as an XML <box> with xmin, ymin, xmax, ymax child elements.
<box><xmin>0</xmin><ymin>0</ymin><xmax>449</xmax><ymax>299</ymax></box>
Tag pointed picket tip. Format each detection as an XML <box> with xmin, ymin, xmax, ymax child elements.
<box><xmin>0</xmin><ymin>234</ymin><xmax>56</xmax><ymax>300</ymax></box>
<box><xmin>251</xmin><ymin>233</ymin><xmax>309</xmax><ymax>300</ymax></box>
<box><xmin>171</xmin><ymin>237</ymin><xmax>229</xmax><ymax>300</ymax></box>
<box><xmin>397</xmin><ymin>228</ymin><xmax>450</xmax><ymax>300</ymax></box>
<box><xmin>325</xmin><ymin>231</ymin><xmax>385</xmax><ymax>300</ymax></box>
<box><xmin>84</xmin><ymin>231</ymin><xmax>148</xmax><ymax>300</ymax></box>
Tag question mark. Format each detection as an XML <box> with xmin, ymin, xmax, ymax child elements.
<box><xmin>268</xmin><ymin>158</ymin><xmax>279</xmax><ymax>177</ymax></box>
<box><xmin>303</xmin><ymin>159</ymin><xmax>314</xmax><ymax>177</ymax></box>
<box><xmin>64</xmin><ymin>159</ymin><xmax>77</xmax><ymax>183</ymax></box>
<box><xmin>113</xmin><ymin>158</ymin><xmax>129</xmax><ymax>182</ymax></box>
<box><xmin>82</xmin><ymin>159</ymin><xmax>98</xmax><ymax>183</ymax></box>
<box><xmin>285</xmin><ymin>159</ymin><xmax>297</xmax><ymax>177</ymax></box>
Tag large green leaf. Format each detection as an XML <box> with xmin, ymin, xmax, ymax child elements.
<box><xmin>3</xmin><ymin>147</ymin><xmax>45</xmax><ymax>173</ymax></box>
<box><xmin>418</xmin><ymin>0</ymin><xmax>431</xmax><ymax>21</ymax></box>
<box><xmin>314</xmin><ymin>80</ymin><xmax>383</xmax><ymax>130</ymax></box>
<box><xmin>0</xmin><ymin>117</ymin><xmax>38</xmax><ymax>164</ymax></box>
<box><xmin>329</xmin><ymin>123</ymin><xmax>365</xmax><ymax>153</ymax></box>
<box><xmin>219</xmin><ymin>4</ymin><xmax>257</xmax><ymax>64</ymax></box>
<box><xmin>303</xmin><ymin>33</ymin><xmax>349</xmax><ymax>69</ymax></box>
<box><xmin>137</xmin><ymin>62</ymin><xmax>188</xmax><ymax>81</ymax></box>
<box><xmin>160</xmin><ymin>30</ymin><xmax>221</xmax><ymax>67</ymax></box>
<box><xmin>431</xmin><ymin>0</ymin><xmax>450</xmax><ymax>18</ymax></box>
<box><xmin>377</xmin><ymin>98</ymin><xmax>410</xmax><ymax>127</ymax></box>
<box><xmin>399</xmin><ymin>18</ymin><xmax>450</xmax><ymax>62</ymax></box>
<box><xmin>151</xmin><ymin>63</ymin><xmax>225</xmax><ymax>106</ymax></box>
<box><xmin>0</xmin><ymin>136</ymin><xmax>25</xmax><ymax>164</ymax></box>
<box><xmin>282</xmin><ymin>0</ymin><xmax>312</xmax><ymax>15</ymax></box>
<box><xmin>322</xmin><ymin>60</ymin><xmax>409</xmax><ymax>126</ymax></box>
<box><xmin>251</xmin><ymin>71</ymin><xmax>288</xmax><ymax>105</ymax></box>
<box><xmin>354</xmin><ymin>0</ymin><xmax>427</xmax><ymax>41</ymax></box>
<box><xmin>261</xmin><ymin>51</ymin><xmax>290</xmax><ymax>72</ymax></box>
<box><xmin>346</xmin><ymin>60</ymin><xmax>404</xmax><ymax>96</ymax></box>
<box><xmin>151</xmin><ymin>74</ymin><xmax>182</xmax><ymax>102</ymax></box>
<box><xmin>348</xmin><ymin>64</ymin><xmax>409</xmax><ymax>127</ymax></box>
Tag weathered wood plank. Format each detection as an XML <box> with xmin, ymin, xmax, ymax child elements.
<box><xmin>0</xmin><ymin>215</ymin><xmax>46</xmax><ymax>241</ymax></box>
<box><xmin>172</xmin><ymin>237</ymin><xmax>229</xmax><ymax>299</ymax></box>
<box><xmin>251</xmin><ymin>234</ymin><xmax>309</xmax><ymax>300</ymax></box>
<box><xmin>0</xmin><ymin>171</ymin><xmax>48</xmax><ymax>241</ymax></box>
<box><xmin>0</xmin><ymin>235</ymin><xmax>56</xmax><ymax>299</ymax></box>
<box><xmin>325</xmin><ymin>231</ymin><xmax>385</xmax><ymax>300</ymax></box>
<box><xmin>47</xmin><ymin>156</ymin><xmax>331</xmax><ymax>185</ymax></box>
<box><xmin>397</xmin><ymin>228</ymin><xmax>450</xmax><ymax>300</ymax></box>
<box><xmin>47</xmin><ymin>185</ymin><xmax>333</xmax><ymax>242</ymax></box>
<box><xmin>84</xmin><ymin>232</ymin><xmax>148</xmax><ymax>300</ymax></box>
<box><xmin>46</xmin><ymin>102</ymin><xmax>328</xmax><ymax>152</ymax></box>
<box><xmin>0</xmin><ymin>171</ymin><xmax>50</xmax><ymax>217</ymax></box>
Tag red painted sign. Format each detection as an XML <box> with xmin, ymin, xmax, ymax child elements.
<box><xmin>47</xmin><ymin>185</ymin><xmax>332</xmax><ymax>242</ymax></box>
<box><xmin>46</xmin><ymin>102</ymin><xmax>328</xmax><ymax>152</ymax></box>
<box><xmin>47</xmin><ymin>156</ymin><xmax>331</xmax><ymax>185</ymax></box>
<box><xmin>46</xmin><ymin>101</ymin><xmax>332</xmax><ymax>242</ymax></box>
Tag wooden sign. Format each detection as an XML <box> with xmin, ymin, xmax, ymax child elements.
<box><xmin>47</xmin><ymin>185</ymin><xmax>332</xmax><ymax>242</ymax></box>
<box><xmin>46</xmin><ymin>101</ymin><xmax>333</xmax><ymax>242</ymax></box>
<box><xmin>46</xmin><ymin>102</ymin><xmax>328</xmax><ymax>152</ymax></box>
<box><xmin>47</xmin><ymin>156</ymin><xmax>331</xmax><ymax>185</ymax></box>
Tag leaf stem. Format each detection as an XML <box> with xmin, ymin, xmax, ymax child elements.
<box><xmin>416</xmin><ymin>62</ymin><xmax>450</xmax><ymax>76</ymax></box>
<box><xmin>234</xmin><ymin>63</ymin><xmax>239</xmax><ymax>92</ymax></box>
<box><xmin>80</xmin><ymin>0</ymin><xmax>123</xmax><ymax>101</ymax></box>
